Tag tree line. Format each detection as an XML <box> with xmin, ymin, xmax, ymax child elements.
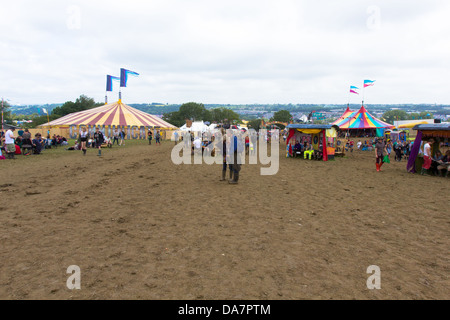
<box><xmin>162</xmin><ymin>102</ymin><xmax>241</xmax><ymax>127</ymax></box>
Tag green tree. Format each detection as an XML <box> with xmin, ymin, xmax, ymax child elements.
<box><xmin>382</xmin><ymin>110</ymin><xmax>408</xmax><ymax>124</ymax></box>
<box><xmin>209</xmin><ymin>107</ymin><xmax>240</xmax><ymax>123</ymax></box>
<box><xmin>163</xmin><ymin>102</ymin><xmax>214</xmax><ymax>127</ymax></box>
<box><xmin>52</xmin><ymin>95</ymin><xmax>101</xmax><ymax>117</ymax></box>
<box><xmin>178</xmin><ymin>102</ymin><xmax>208</xmax><ymax>122</ymax></box>
<box><xmin>162</xmin><ymin>111</ymin><xmax>185</xmax><ymax>127</ymax></box>
<box><xmin>417</xmin><ymin>112</ymin><xmax>433</xmax><ymax>120</ymax></box>
<box><xmin>26</xmin><ymin>114</ymin><xmax>61</xmax><ymax>128</ymax></box>
<box><xmin>271</xmin><ymin>110</ymin><xmax>292</xmax><ymax>123</ymax></box>
<box><xmin>247</xmin><ymin>119</ymin><xmax>263</xmax><ymax>131</ymax></box>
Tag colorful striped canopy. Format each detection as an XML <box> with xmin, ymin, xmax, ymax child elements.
<box><xmin>41</xmin><ymin>101</ymin><xmax>177</xmax><ymax>128</ymax></box>
<box><xmin>334</xmin><ymin>106</ymin><xmax>394</xmax><ymax>130</ymax></box>
<box><xmin>331</xmin><ymin>107</ymin><xmax>356</xmax><ymax>126</ymax></box>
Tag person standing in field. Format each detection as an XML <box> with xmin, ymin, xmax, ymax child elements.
<box><xmin>375</xmin><ymin>137</ymin><xmax>387</xmax><ymax>172</ymax></box>
<box><xmin>113</xmin><ymin>129</ymin><xmax>120</xmax><ymax>145</ymax></box>
<box><xmin>4</xmin><ymin>127</ymin><xmax>16</xmax><ymax>159</ymax></box>
<box><xmin>119</xmin><ymin>129</ymin><xmax>125</xmax><ymax>146</ymax></box>
<box><xmin>94</xmin><ymin>127</ymin><xmax>105</xmax><ymax>156</ymax></box>
<box><xmin>173</xmin><ymin>131</ymin><xmax>179</xmax><ymax>145</ymax></box>
<box><xmin>148</xmin><ymin>129</ymin><xmax>153</xmax><ymax>145</ymax></box>
<box><xmin>220</xmin><ymin>131</ymin><xmax>233</xmax><ymax>181</ymax></box>
<box><xmin>155</xmin><ymin>130</ymin><xmax>161</xmax><ymax>145</ymax></box>
<box><xmin>421</xmin><ymin>138</ymin><xmax>434</xmax><ymax>175</ymax></box>
<box><xmin>228</xmin><ymin>130</ymin><xmax>242</xmax><ymax>184</ymax></box>
<box><xmin>80</xmin><ymin>127</ymin><xmax>88</xmax><ymax>155</ymax></box>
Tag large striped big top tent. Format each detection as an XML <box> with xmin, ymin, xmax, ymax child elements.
<box><xmin>333</xmin><ymin>106</ymin><xmax>394</xmax><ymax>129</ymax></box>
<box><xmin>40</xmin><ymin>101</ymin><xmax>177</xmax><ymax>129</ymax></box>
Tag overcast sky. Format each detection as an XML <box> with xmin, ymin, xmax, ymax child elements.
<box><xmin>1</xmin><ymin>0</ymin><xmax>449</xmax><ymax>105</ymax></box>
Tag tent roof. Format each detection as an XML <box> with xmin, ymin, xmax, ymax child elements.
<box><xmin>331</xmin><ymin>107</ymin><xmax>356</xmax><ymax>126</ymax></box>
<box><xmin>412</xmin><ymin>123</ymin><xmax>450</xmax><ymax>131</ymax></box>
<box><xmin>40</xmin><ymin>101</ymin><xmax>177</xmax><ymax>128</ymax></box>
<box><xmin>397</xmin><ymin>121</ymin><xmax>430</xmax><ymax>129</ymax></box>
<box><xmin>179</xmin><ymin>121</ymin><xmax>209</xmax><ymax>132</ymax></box>
<box><xmin>335</xmin><ymin>106</ymin><xmax>394</xmax><ymax>129</ymax></box>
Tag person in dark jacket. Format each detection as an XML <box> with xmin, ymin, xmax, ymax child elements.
<box><xmin>228</xmin><ymin>131</ymin><xmax>242</xmax><ymax>184</ymax></box>
<box><xmin>94</xmin><ymin>127</ymin><xmax>105</xmax><ymax>156</ymax></box>
<box><xmin>219</xmin><ymin>133</ymin><xmax>233</xmax><ymax>182</ymax></box>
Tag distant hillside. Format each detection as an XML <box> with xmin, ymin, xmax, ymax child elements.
<box><xmin>10</xmin><ymin>104</ymin><xmax>62</xmax><ymax>115</ymax></box>
<box><xmin>10</xmin><ymin>103</ymin><xmax>450</xmax><ymax>117</ymax></box>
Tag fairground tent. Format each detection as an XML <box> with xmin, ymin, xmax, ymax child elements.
<box><xmin>333</xmin><ymin>106</ymin><xmax>394</xmax><ymax>131</ymax></box>
<box><xmin>286</xmin><ymin>124</ymin><xmax>340</xmax><ymax>161</ymax></box>
<box><xmin>40</xmin><ymin>101</ymin><xmax>177</xmax><ymax>129</ymax></box>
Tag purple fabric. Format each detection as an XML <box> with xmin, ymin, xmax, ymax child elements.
<box><xmin>407</xmin><ymin>131</ymin><xmax>423</xmax><ymax>173</ymax></box>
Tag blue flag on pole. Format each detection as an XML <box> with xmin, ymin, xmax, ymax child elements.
<box><xmin>120</xmin><ymin>68</ymin><xmax>139</xmax><ymax>87</ymax></box>
<box><xmin>106</xmin><ymin>75</ymin><xmax>120</xmax><ymax>92</ymax></box>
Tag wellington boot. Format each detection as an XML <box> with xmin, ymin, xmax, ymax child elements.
<box><xmin>376</xmin><ymin>163</ymin><xmax>380</xmax><ymax>172</ymax></box>
<box><xmin>220</xmin><ymin>171</ymin><xmax>226</xmax><ymax>181</ymax></box>
<box><xmin>229</xmin><ymin>173</ymin><xmax>239</xmax><ymax>184</ymax></box>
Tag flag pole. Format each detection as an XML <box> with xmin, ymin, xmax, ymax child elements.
<box><xmin>46</xmin><ymin>109</ymin><xmax>50</xmax><ymax>138</ymax></box>
<box><xmin>347</xmin><ymin>86</ymin><xmax>351</xmax><ymax>108</ymax></box>
<box><xmin>362</xmin><ymin>81</ymin><xmax>365</xmax><ymax>107</ymax></box>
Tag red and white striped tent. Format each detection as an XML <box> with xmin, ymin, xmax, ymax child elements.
<box><xmin>40</xmin><ymin>101</ymin><xmax>177</xmax><ymax>129</ymax></box>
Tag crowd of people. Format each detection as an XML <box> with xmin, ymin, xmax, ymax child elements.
<box><xmin>287</xmin><ymin>138</ymin><xmax>323</xmax><ymax>160</ymax></box>
<box><xmin>2</xmin><ymin>125</ymin><xmax>448</xmax><ymax>179</ymax></box>
<box><xmin>0</xmin><ymin>128</ymin><xmax>70</xmax><ymax>158</ymax></box>
<box><xmin>355</xmin><ymin>138</ymin><xmax>413</xmax><ymax>162</ymax></box>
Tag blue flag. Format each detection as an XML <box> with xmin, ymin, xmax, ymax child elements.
<box><xmin>120</xmin><ymin>68</ymin><xmax>139</xmax><ymax>87</ymax></box>
<box><xmin>106</xmin><ymin>75</ymin><xmax>120</xmax><ymax>92</ymax></box>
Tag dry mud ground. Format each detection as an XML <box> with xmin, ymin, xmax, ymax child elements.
<box><xmin>0</xmin><ymin>140</ymin><xmax>448</xmax><ymax>300</ymax></box>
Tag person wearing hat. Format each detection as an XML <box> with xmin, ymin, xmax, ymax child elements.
<box><xmin>374</xmin><ymin>137</ymin><xmax>387</xmax><ymax>172</ymax></box>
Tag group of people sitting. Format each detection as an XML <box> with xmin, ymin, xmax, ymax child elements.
<box><xmin>0</xmin><ymin>128</ymin><xmax>54</xmax><ymax>158</ymax></box>
<box><xmin>48</xmin><ymin>134</ymin><xmax>69</xmax><ymax>148</ymax></box>
<box><xmin>430</xmin><ymin>149</ymin><xmax>450</xmax><ymax>177</ymax></box>
<box><xmin>288</xmin><ymin>140</ymin><xmax>323</xmax><ymax>160</ymax></box>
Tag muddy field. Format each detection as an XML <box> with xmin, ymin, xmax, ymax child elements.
<box><xmin>0</xmin><ymin>139</ymin><xmax>448</xmax><ymax>300</ymax></box>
